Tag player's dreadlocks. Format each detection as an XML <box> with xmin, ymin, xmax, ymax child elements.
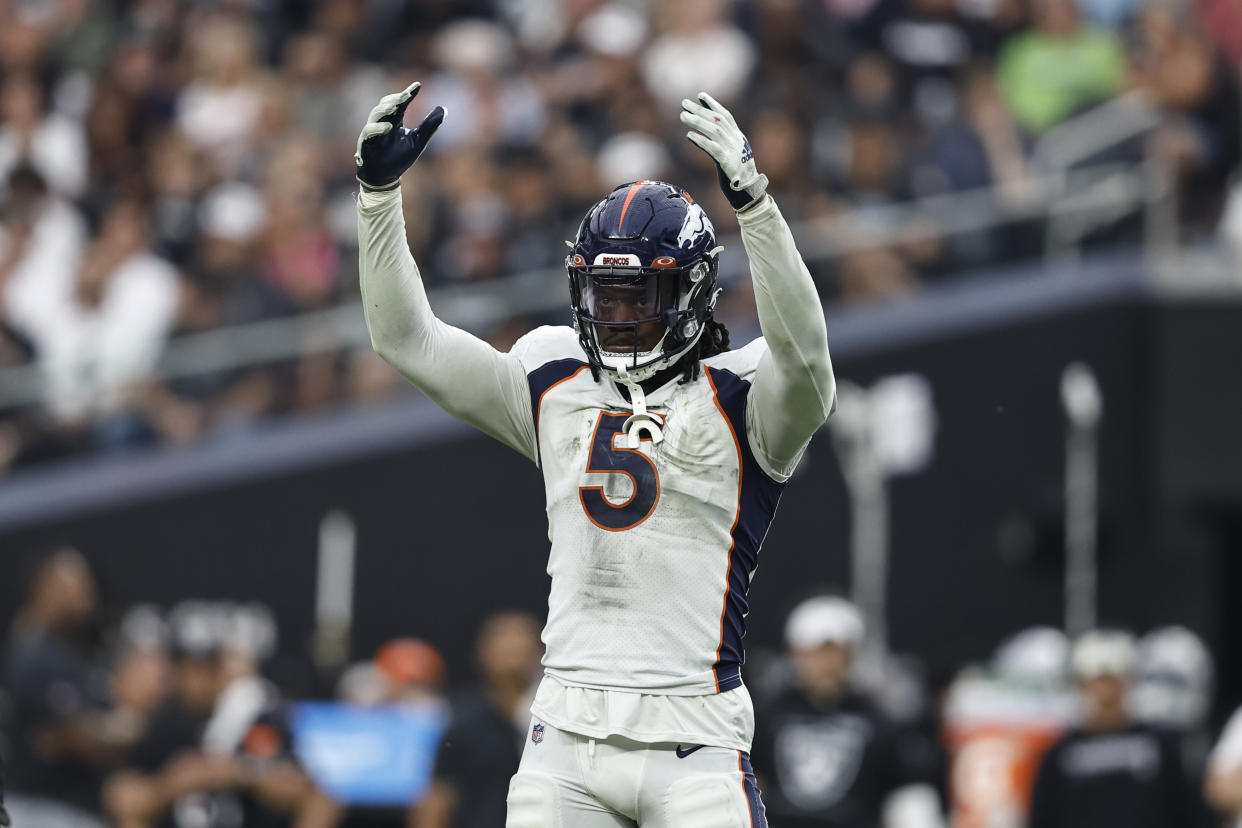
<box><xmin>680</xmin><ymin>316</ymin><xmax>731</xmax><ymax>383</ymax></box>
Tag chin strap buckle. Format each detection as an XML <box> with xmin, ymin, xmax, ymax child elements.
<box><xmin>618</xmin><ymin>376</ymin><xmax>664</xmax><ymax>447</ymax></box>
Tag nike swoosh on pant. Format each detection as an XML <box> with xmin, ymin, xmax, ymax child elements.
<box><xmin>675</xmin><ymin>744</ymin><xmax>704</xmax><ymax>758</ymax></box>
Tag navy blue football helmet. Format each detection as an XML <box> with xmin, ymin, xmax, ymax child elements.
<box><xmin>567</xmin><ymin>180</ymin><xmax>722</xmax><ymax>382</ymax></box>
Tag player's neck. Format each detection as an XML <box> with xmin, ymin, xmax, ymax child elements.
<box><xmin>1084</xmin><ymin>708</ymin><xmax>1131</xmax><ymax>734</ymax></box>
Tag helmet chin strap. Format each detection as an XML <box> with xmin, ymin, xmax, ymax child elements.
<box><xmin>614</xmin><ymin>363</ymin><xmax>664</xmax><ymax>447</ymax></box>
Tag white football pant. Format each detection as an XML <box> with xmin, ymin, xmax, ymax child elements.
<box><xmin>506</xmin><ymin>718</ymin><xmax>767</xmax><ymax>827</ymax></box>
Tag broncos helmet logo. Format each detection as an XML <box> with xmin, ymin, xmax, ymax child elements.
<box><xmin>676</xmin><ymin>202</ymin><xmax>714</xmax><ymax>250</ymax></box>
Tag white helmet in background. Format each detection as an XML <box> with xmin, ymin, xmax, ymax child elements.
<box><xmin>994</xmin><ymin>626</ymin><xmax>1071</xmax><ymax>687</ymax></box>
<box><xmin>1131</xmin><ymin>625</ymin><xmax>1213</xmax><ymax>730</ymax></box>
<box><xmin>784</xmin><ymin>595</ymin><xmax>865</xmax><ymax>651</ymax></box>
<box><xmin>1071</xmin><ymin>629</ymin><xmax>1138</xmax><ymax>681</ymax></box>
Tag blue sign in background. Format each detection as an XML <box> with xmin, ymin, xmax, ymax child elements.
<box><xmin>292</xmin><ymin>702</ymin><xmax>449</xmax><ymax>806</ymax></box>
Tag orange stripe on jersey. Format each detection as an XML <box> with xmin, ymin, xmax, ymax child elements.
<box><xmin>617</xmin><ymin>180</ymin><xmax>647</xmax><ymax>234</ymax></box>
<box><xmin>705</xmin><ymin>368</ymin><xmax>744</xmax><ymax>692</ymax></box>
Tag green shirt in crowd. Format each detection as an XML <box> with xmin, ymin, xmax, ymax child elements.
<box><xmin>998</xmin><ymin>27</ymin><xmax>1128</xmax><ymax>133</ymax></box>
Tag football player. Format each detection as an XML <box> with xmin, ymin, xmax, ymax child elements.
<box><xmin>355</xmin><ymin>82</ymin><xmax>835</xmax><ymax>827</ymax></box>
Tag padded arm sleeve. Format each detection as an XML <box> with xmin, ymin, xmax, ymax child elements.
<box><xmin>357</xmin><ymin>187</ymin><xmax>536</xmax><ymax>461</ymax></box>
<box><xmin>738</xmin><ymin>195</ymin><xmax>836</xmax><ymax>480</ymax></box>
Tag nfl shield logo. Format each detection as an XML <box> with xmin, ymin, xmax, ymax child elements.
<box><xmin>531</xmin><ymin>723</ymin><xmax>545</xmax><ymax>744</ymax></box>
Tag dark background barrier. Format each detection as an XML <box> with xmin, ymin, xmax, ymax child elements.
<box><xmin>2</xmin><ymin>268</ymin><xmax>1240</xmax><ymax>706</ymax></box>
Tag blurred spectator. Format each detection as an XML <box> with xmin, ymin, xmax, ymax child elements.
<box><xmin>83</xmin><ymin>39</ymin><xmax>165</xmax><ymax>214</ymax></box>
<box><xmin>911</xmin><ymin>67</ymin><xmax>1031</xmax><ymax>199</ymax></box>
<box><xmin>109</xmin><ymin>610</ymin><xmax>173</xmax><ymax>734</ymax></box>
<box><xmin>103</xmin><ymin>602</ymin><xmax>312</xmax><ymax>828</ymax></box>
<box><xmin>909</xmin><ymin>66</ymin><xmax>1040</xmax><ymax>268</ymax></box>
<box><xmin>997</xmin><ymin>0</ymin><xmax>1127</xmax><ymax>134</ymax></box>
<box><xmin>3</xmin><ymin>548</ymin><xmax>134</xmax><ymax>828</ymax></box>
<box><xmin>411</xmin><ymin>612</ymin><xmax>542</xmax><ymax>828</ymax></box>
<box><xmin>1197</xmin><ymin>0</ymin><xmax>1242</xmax><ymax>75</ymax></box>
<box><xmin>140</xmin><ymin>181</ymin><xmax>283</xmax><ymax>445</ymax></box>
<box><xmin>374</xmin><ymin>637</ymin><xmax>447</xmax><ymax>707</ymax></box>
<box><xmin>850</xmin><ymin>0</ymin><xmax>995</xmax><ymax>125</ymax></box>
<box><xmin>751</xmin><ymin>596</ymin><xmax>945</xmax><ymax>828</ymax></box>
<box><xmin>280</xmin><ymin>29</ymin><xmax>387</xmax><ymax>156</ymax></box>
<box><xmin>262</xmin><ymin>169</ymin><xmax>341</xmax><ymax>311</ymax></box>
<box><xmin>174</xmin><ymin>15</ymin><xmax>270</xmax><ymax>179</ymax></box>
<box><xmin>46</xmin><ymin>195</ymin><xmax>181</xmax><ymax>428</ymax></box>
<box><xmin>641</xmin><ymin>0</ymin><xmax>756</xmax><ymax>107</ymax></box>
<box><xmin>0</xmin><ymin>164</ymin><xmax>87</xmax><ymax>363</ymax></box>
<box><xmin>1126</xmin><ymin>0</ymin><xmax>1242</xmax><ymax>225</ymax></box>
<box><xmin>0</xmin><ymin>169</ymin><xmax>180</xmax><ymax>454</ymax></box>
<box><xmin>0</xmin><ymin>72</ymin><xmax>87</xmax><ymax>198</ymax></box>
<box><xmin>1027</xmin><ymin>629</ymin><xmax>1194</xmax><ymax>828</ymax></box>
<box><xmin>428</xmin><ymin>20</ymin><xmax>546</xmax><ymax>151</ymax></box>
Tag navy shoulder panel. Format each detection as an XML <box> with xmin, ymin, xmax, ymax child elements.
<box><xmin>528</xmin><ymin>358</ymin><xmax>588</xmax><ymax>465</ymax></box>
<box><xmin>706</xmin><ymin>366</ymin><xmax>786</xmax><ymax>692</ymax></box>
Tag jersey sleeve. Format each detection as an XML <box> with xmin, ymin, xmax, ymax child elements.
<box><xmin>734</xmin><ymin>195</ymin><xmax>837</xmax><ymax>481</ymax></box>
<box><xmin>705</xmin><ymin>338</ymin><xmax>811</xmax><ymax>483</ymax></box>
<box><xmin>357</xmin><ymin>187</ymin><xmax>537</xmax><ymax>461</ymax></box>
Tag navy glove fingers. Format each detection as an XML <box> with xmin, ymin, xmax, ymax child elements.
<box><xmin>410</xmin><ymin>105</ymin><xmax>446</xmax><ymax>151</ymax></box>
<box><xmin>392</xmin><ymin>105</ymin><xmax>445</xmax><ymax>167</ymax></box>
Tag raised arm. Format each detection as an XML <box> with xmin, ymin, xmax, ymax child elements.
<box><xmin>355</xmin><ymin>83</ymin><xmax>535</xmax><ymax>460</ymax></box>
<box><xmin>681</xmin><ymin>94</ymin><xmax>836</xmax><ymax>479</ymax></box>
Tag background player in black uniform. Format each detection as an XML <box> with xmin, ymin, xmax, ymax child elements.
<box><xmin>751</xmin><ymin>596</ymin><xmax>944</xmax><ymax>828</ymax></box>
<box><xmin>412</xmin><ymin>612</ymin><xmax>542</xmax><ymax>828</ymax></box>
<box><xmin>1028</xmin><ymin>629</ymin><xmax>1195</xmax><ymax>828</ymax></box>
<box><xmin>2</xmin><ymin>549</ymin><xmax>123</xmax><ymax>827</ymax></box>
<box><xmin>102</xmin><ymin>607</ymin><xmax>312</xmax><ymax>828</ymax></box>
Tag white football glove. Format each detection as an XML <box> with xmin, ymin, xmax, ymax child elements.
<box><xmin>680</xmin><ymin>93</ymin><xmax>769</xmax><ymax>211</ymax></box>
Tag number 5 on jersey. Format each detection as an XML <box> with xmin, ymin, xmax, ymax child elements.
<box><xmin>579</xmin><ymin>411</ymin><xmax>662</xmax><ymax>532</ymax></box>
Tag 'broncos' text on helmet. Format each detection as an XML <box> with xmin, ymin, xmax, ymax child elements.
<box><xmin>567</xmin><ymin>180</ymin><xmax>721</xmax><ymax>383</ymax></box>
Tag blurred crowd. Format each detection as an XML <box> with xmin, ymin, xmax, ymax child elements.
<box><xmin>9</xmin><ymin>547</ymin><xmax>1242</xmax><ymax>827</ymax></box>
<box><xmin>0</xmin><ymin>547</ymin><xmax>545</xmax><ymax>828</ymax></box>
<box><xmin>0</xmin><ymin>0</ymin><xmax>1239</xmax><ymax>473</ymax></box>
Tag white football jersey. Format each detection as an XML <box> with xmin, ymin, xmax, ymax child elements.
<box><xmin>511</xmin><ymin>326</ymin><xmax>791</xmax><ymax>699</ymax></box>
